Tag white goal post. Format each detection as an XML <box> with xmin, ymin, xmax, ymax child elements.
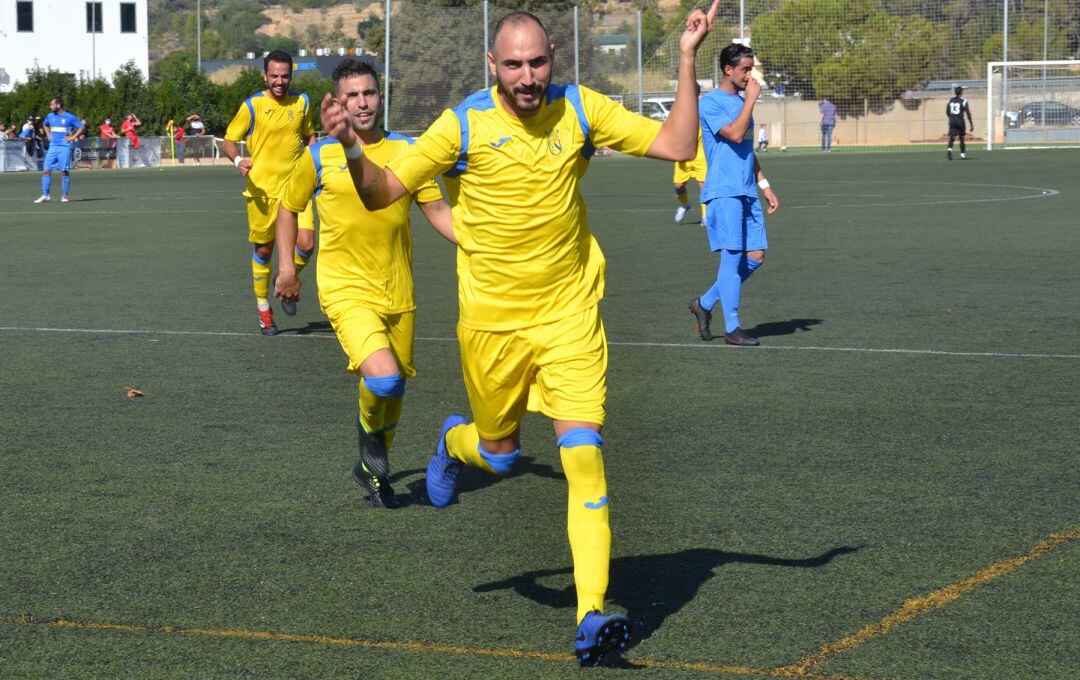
<box><xmin>986</xmin><ymin>60</ymin><xmax>1080</xmax><ymax>150</ymax></box>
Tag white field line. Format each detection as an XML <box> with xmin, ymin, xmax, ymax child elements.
<box><xmin>1</xmin><ymin>325</ymin><xmax>1077</xmax><ymax>360</ymax></box>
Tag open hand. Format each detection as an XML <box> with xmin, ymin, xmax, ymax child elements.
<box><xmin>320</xmin><ymin>93</ymin><xmax>355</xmax><ymax>146</ymax></box>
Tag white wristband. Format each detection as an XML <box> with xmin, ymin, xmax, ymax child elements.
<box><xmin>343</xmin><ymin>143</ymin><xmax>363</xmax><ymax>160</ymax></box>
<box><xmin>758</xmin><ymin>179</ymin><xmax>770</xmax><ymax>190</ymax></box>
<box><xmin>232</xmin><ymin>155</ymin><xmax>243</xmax><ymax>167</ymax></box>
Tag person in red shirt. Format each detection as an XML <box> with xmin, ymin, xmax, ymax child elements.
<box><xmin>120</xmin><ymin>113</ymin><xmax>141</xmax><ymax>149</ymax></box>
<box><xmin>172</xmin><ymin>121</ymin><xmax>186</xmax><ymax>164</ymax></box>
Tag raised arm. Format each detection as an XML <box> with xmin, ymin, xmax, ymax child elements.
<box><xmin>320</xmin><ymin>93</ymin><xmax>408</xmax><ymax>210</ymax></box>
<box><xmin>645</xmin><ymin>0</ymin><xmax>721</xmax><ymax>161</ymax></box>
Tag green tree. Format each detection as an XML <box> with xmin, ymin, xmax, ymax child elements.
<box><xmin>753</xmin><ymin>0</ymin><xmax>945</xmax><ymax>109</ymax></box>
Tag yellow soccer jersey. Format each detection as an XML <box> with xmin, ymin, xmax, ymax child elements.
<box><xmin>281</xmin><ymin>134</ymin><xmax>443</xmax><ymax>313</ymax></box>
<box><xmin>225</xmin><ymin>90</ymin><xmax>314</xmax><ymax>198</ymax></box>
<box><xmin>388</xmin><ymin>84</ymin><xmax>661</xmax><ymax>331</ymax></box>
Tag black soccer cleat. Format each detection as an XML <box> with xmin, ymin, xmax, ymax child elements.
<box><xmin>575</xmin><ymin>611</ymin><xmax>632</xmax><ymax>667</ymax></box>
<box><xmin>723</xmin><ymin>327</ymin><xmax>760</xmax><ymax>347</ymax></box>
<box><xmin>688</xmin><ymin>297</ymin><xmax>714</xmax><ymax>341</ymax></box>
<box><xmin>353</xmin><ymin>423</ymin><xmax>399</xmax><ymax>508</ymax></box>
<box><xmin>280</xmin><ymin>298</ymin><xmax>297</xmax><ymax>316</ymax></box>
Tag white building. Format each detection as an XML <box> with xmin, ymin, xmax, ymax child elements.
<box><xmin>0</xmin><ymin>0</ymin><xmax>149</xmax><ymax>93</ymax></box>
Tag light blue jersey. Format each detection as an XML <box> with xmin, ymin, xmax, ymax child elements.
<box><xmin>43</xmin><ymin>111</ymin><xmax>81</xmax><ymax>149</ymax></box>
<box><xmin>700</xmin><ymin>90</ymin><xmax>756</xmax><ymax>201</ymax></box>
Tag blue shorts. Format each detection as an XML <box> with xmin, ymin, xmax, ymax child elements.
<box><xmin>43</xmin><ymin>147</ymin><xmax>72</xmax><ymax>172</ymax></box>
<box><xmin>703</xmin><ymin>195</ymin><xmax>767</xmax><ymax>252</ymax></box>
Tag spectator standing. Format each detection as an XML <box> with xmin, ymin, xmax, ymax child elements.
<box><xmin>819</xmin><ymin>97</ymin><xmax>837</xmax><ymax>151</ymax></box>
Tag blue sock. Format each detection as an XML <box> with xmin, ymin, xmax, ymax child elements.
<box><xmin>740</xmin><ymin>255</ymin><xmax>763</xmax><ymax>281</ymax></box>
<box><xmin>62</xmin><ymin>175</ymin><xmax>71</xmax><ymax>197</ymax></box>
<box><xmin>718</xmin><ymin>249</ymin><xmax>745</xmax><ymax>332</ymax></box>
<box><xmin>42</xmin><ymin>174</ymin><xmax>51</xmax><ymax>196</ymax></box>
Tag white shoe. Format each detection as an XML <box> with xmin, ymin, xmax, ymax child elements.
<box><xmin>960</xmin><ymin>153</ymin><xmax>966</xmax><ymax>159</ymax></box>
<box><xmin>674</xmin><ymin>205</ymin><xmax>688</xmax><ymax>223</ymax></box>
<box><xmin>34</xmin><ymin>195</ymin><xmax>50</xmax><ymax>204</ymax></box>
<box><xmin>61</xmin><ymin>195</ymin><xmax>70</xmax><ymax>203</ymax></box>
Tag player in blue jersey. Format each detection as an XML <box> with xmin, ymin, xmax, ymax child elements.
<box><xmin>688</xmin><ymin>43</ymin><xmax>780</xmax><ymax>346</ymax></box>
<box><xmin>34</xmin><ymin>98</ymin><xmax>84</xmax><ymax>204</ymax></box>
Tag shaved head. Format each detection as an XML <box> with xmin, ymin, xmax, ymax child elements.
<box><xmin>491</xmin><ymin>11</ymin><xmax>551</xmax><ymax>53</ymax></box>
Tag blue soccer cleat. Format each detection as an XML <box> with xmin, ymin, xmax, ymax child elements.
<box><xmin>426</xmin><ymin>414</ymin><xmax>468</xmax><ymax>507</ymax></box>
<box><xmin>575</xmin><ymin>611</ymin><xmax>632</xmax><ymax>667</ymax></box>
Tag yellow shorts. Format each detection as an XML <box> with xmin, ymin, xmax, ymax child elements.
<box><xmin>673</xmin><ymin>158</ymin><xmax>707</xmax><ymax>185</ymax></box>
<box><xmin>458</xmin><ymin>305</ymin><xmax>607</xmax><ymax>440</ymax></box>
<box><xmin>246</xmin><ymin>195</ymin><xmax>315</xmax><ymax>245</ymax></box>
<box><xmin>322</xmin><ymin>300</ymin><xmax>416</xmax><ymax>377</ymax></box>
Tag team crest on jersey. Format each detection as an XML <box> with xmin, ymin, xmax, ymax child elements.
<box><xmin>547</xmin><ymin>128</ymin><xmax>563</xmax><ymax>156</ymax></box>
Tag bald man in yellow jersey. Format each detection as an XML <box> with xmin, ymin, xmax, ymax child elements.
<box><xmin>274</xmin><ymin>60</ymin><xmax>455</xmax><ymax>509</ymax></box>
<box><xmin>222</xmin><ymin>50</ymin><xmax>317</xmax><ymax>336</ymax></box>
<box><xmin>321</xmin><ymin>4</ymin><xmax>720</xmax><ymax>666</ymax></box>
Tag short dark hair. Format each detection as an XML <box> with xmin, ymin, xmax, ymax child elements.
<box><xmin>954</xmin><ymin>85</ymin><xmax>963</xmax><ymax>95</ymax></box>
<box><xmin>264</xmin><ymin>50</ymin><xmax>293</xmax><ymax>72</ymax></box>
<box><xmin>332</xmin><ymin>59</ymin><xmax>380</xmax><ymax>93</ymax></box>
<box><xmin>52</xmin><ymin>96</ymin><xmax>63</xmax><ymax>107</ymax></box>
<box><xmin>719</xmin><ymin>43</ymin><xmax>754</xmax><ymax>74</ymax></box>
<box><xmin>492</xmin><ymin>11</ymin><xmax>550</xmax><ymax>50</ymax></box>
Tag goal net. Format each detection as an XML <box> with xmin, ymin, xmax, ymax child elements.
<box><xmin>987</xmin><ymin>60</ymin><xmax>1080</xmax><ymax>149</ymax></box>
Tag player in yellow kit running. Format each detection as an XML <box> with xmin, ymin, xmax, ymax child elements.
<box><xmin>222</xmin><ymin>50</ymin><xmax>317</xmax><ymax>335</ymax></box>
<box><xmin>320</xmin><ymin>3</ymin><xmax>720</xmax><ymax>666</ymax></box>
<box><xmin>274</xmin><ymin>59</ymin><xmax>454</xmax><ymax>508</ymax></box>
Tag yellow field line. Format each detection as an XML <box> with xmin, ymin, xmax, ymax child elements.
<box><xmin>1</xmin><ymin>614</ymin><xmax>874</xmax><ymax>678</ymax></box>
<box><xmin>772</xmin><ymin>527</ymin><xmax>1080</xmax><ymax>677</ymax></box>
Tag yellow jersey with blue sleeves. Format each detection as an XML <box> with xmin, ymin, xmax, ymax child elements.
<box><xmin>225</xmin><ymin>90</ymin><xmax>314</xmax><ymax>198</ymax></box>
<box><xmin>281</xmin><ymin>133</ymin><xmax>443</xmax><ymax>313</ymax></box>
<box><xmin>388</xmin><ymin>84</ymin><xmax>661</xmax><ymax>332</ymax></box>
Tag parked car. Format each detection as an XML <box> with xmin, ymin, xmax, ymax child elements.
<box><xmin>1019</xmin><ymin>101</ymin><xmax>1080</xmax><ymax>126</ymax></box>
<box><xmin>642</xmin><ymin>97</ymin><xmax>675</xmax><ymax>121</ymax></box>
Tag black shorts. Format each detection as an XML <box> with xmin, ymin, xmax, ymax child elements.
<box><xmin>948</xmin><ymin>123</ymin><xmax>966</xmax><ymax>140</ymax></box>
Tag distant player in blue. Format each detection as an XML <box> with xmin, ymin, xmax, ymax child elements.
<box><xmin>35</xmin><ymin>97</ymin><xmax>84</xmax><ymax>204</ymax></box>
<box><xmin>688</xmin><ymin>43</ymin><xmax>780</xmax><ymax>346</ymax></box>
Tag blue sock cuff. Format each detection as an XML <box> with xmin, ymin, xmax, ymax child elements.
<box><xmin>557</xmin><ymin>428</ymin><xmax>603</xmax><ymax>449</ymax></box>
<box><xmin>480</xmin><ymin>445</ymin><xmax>520</xmax><ymax>474</ymax></box>
<box><xmin>363</xmin><ymin>373</ymin><xmax>406</xmax><ymax>398</ymax></box>
<box><xmin>252</xmin><ymin>250</ymin><xmax>270</xmax><ymax>266</ymax></box>
<box><xmin>295</xmin><ymin>246</ymin><xmax>313</xmax><ymax>258</ymax></box>
<box><xmin>746</xmin><ymin>257</ymin><xmax>763</xmax><ymax>272</ymax></box>
<box><xmin>674</xmin><ymin>186</ymin><xmax>687</xmax><ymax>195</ymax></box>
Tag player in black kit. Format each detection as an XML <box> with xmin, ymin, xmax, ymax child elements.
<box><xmin>946</xmin><ymin>85</ymin><xmax>974</xmax><ymax>160</ymax></box>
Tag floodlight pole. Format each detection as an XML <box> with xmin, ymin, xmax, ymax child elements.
<box><xmin>197</xmin><ymin>0</ymin><xmax>202</xmax><ymax>72</ymax></box>
<box><xmin>484</xmin><ymin>0</ymin><xmax>490</xmax><ymax>89</ymax></box>
<box><xmin>384</xmin><ymin>0</ymin><xmax>391</xmax><ymax>126</ymax></box>
<box><xmin>1041</xmin><ymin>0</ymin><xmax>1048</xmax><ymax>127</ymax></box>
<box><xmin>91</xmin><ymin>6</ymin><xmax>96</xmax><ymax>79</ymax></box>
<box><xmin>1002</xmin><ymin>0</ymin><xmax>1008</xmax><ymax>122</ymax></box>
<box><xmin>739</xmin><ymin>0</ymin><xmax>745</xmax><ymax>42</ymax></box>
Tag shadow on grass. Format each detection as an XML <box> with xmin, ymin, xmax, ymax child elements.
<box><xmin>397</xmin><ymin>456</ymin><xmax>563</xmax><ymax>507</ymax></box>
<box><xmin>474</xmin><ymin>545</ymin><xmax>863</xmax><ymax>647</ymax></box>
<box><xmin>745</xmin><ymin>318</ymin><xmax>823</xmax><ymax>338</ymax></box>
<box><xmin>281</xmin><ymin>320</ymin><xmax>334</xmax><ymax>335</ymax></box>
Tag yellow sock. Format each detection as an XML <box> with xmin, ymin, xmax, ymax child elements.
<box><xmin>293</xmin><ymin>245</ymin><xmax>313</xmax><ymax>276</ymax></box>
<box><xmin>251</xmin><ymin>251</ymin><xmax>271</xmax><ymax>302</ymax></box>
<box><xmin>700</xmin><ymin>202</ymin><xmax>707</xmax><ymax>223</ymax></box>
<box><xmin>445</xmin><ymin>421</ymin><xmax>496</xmax><ymax>473</ymax></box>
<box><xmin>380</xmin><ymin>396</ymin><xmax>402</xmax><ymax>450</ymax></box>
<box><xmin>561</xmin><ymin>444</ymin><xmax>610</xmax><ymax>623</ymax></box>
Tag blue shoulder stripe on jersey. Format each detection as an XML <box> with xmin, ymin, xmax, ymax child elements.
<box><xmin>310</xmin><ymin>137</ymin><xmax>341</xmax><ymax>197</ymax></box>
<box><xmin>384</xmin><ymin>130</ymin><xmax>416</xmax><ymax>144</ymax></box>
<box><xmin>298</xmin><ymin>92</ymin><xmax>310</xmax><ymax>117</ymax></box>
<box><xmin>562</xmin><ymin>83</ymin><xmax>595</xmax><ymax>160</ymax></box>
<box><xmin>445</xmin><ymin>89</ymin><xmax>496</xmax><ymax>178</ymax></box>
<box><xmin>243</xmin><ymin>95</ymin><xmax>259</xmax><ymax>139</ymax></box>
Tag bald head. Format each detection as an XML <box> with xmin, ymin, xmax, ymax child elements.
<box><xmin>488</xmin><ymin>11</ymin><xmax>555</xmax><ymax>117</ymax></box>
<box><xmin>491</xmin><ymin>11</ymin><xmax>551</xmax><ymax>54</ymax></box>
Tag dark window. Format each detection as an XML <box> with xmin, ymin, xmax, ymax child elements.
<box><xmin>16</xmin><ymin>1</ymin><xmax>33</xmax><ymax>32</ymax></box>
<box><xmin>86</xmin><ymin>2</ymin><xmax>102</xmax><ymax>33</ymax></box>
<box><xmin>120</xmin><ymin>2</ymin><xmax>136</xmax><ymax>33</ymax></box>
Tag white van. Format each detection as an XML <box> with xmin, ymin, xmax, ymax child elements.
<box><xmin>642</xmin><ymin>97</ymin><xmax>675</xmax><ymax>121</ymax></box>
